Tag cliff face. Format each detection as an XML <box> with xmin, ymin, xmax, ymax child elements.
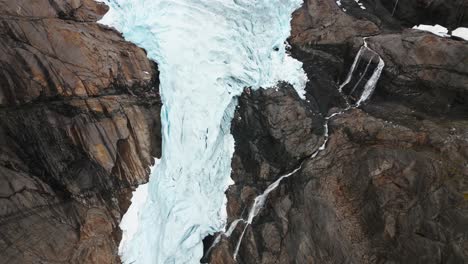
<box><xmin>0</xmin><ymin>1</ymin><xmax>161</xmax><ymax>263</ymax></box>
<box><xmin>207</xmin><ymin>0</ymin><xmax>468</xmax><ymax>263</ymax></box>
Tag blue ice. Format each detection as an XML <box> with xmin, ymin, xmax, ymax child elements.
<box><xmin>100</xmin><ymin>0</ymin><xmax>306</xmax><ymax>263</ymax></box>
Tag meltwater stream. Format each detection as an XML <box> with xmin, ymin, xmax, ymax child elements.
<box><xmin>100</xmin><ymin>1</ymin><xmax>306</xmax><ymax>263</ymax></box>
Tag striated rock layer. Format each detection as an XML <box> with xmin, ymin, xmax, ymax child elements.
<box><xmin>207</xmin><ymin>0</ymin><xmax>468</xmax><ymax>263</ymax></box>
<box><xmin>0</xmin><ymin>1</ymin><xmax>161</xmax><ymax>263</ymax></box>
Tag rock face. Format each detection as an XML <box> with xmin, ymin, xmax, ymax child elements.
<box><xmin>206</xmin><ymin>0</ymin><xmax>468</xmax><ymax>263</ymax></box>
<box><xmin>374</xmin><ymin>0</ymin><xmax>468</xmax><ymax>29</ymax></box>
<box><xmin>0</xmin><ymin>1</ymin><xmax>161</xmax><ymax>263</ymax></box>
<box><xmin>368</xmin><ymin>32</ymin><xmax>468</xmax><ymax>115</ymax></box>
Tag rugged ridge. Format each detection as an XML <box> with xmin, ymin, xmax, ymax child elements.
<box><xmin>0</xmin><ymin>1</ymin><xmax>161</xmax><ymax>263</ymax></box>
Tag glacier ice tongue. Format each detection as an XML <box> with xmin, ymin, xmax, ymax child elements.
<box><xmin>119</xmin><ymin>159</ymin><xmax>161</xmax><ymax>255</ymax></box>
<box><xmin>99</xmin><ymin>0</ymin><xmax>306</xmax><ymax>263</ymax></box>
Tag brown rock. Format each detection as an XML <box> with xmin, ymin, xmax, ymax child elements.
<box><xmin>367</xmin><ymin>32</ymin><xmax>468</xmax><ymax>114</ymax></box>
<box><xmin>370</xmin><ymin>0</ymin><xmax>468</xmax><ymax>29</ymax></box>
<box><xmin>290</xmin><ymin>0</ymin><xmax>379</xmax><ymax>46</ymax></box>
<box><xmin>0</xmin><ymin>0</ymin><xmax>161</xmax><ymax>263</ymax></box>
<box><xmin>0</xmin><ymin>1</ymin><xmax>157</xmax><ymax>106</ymax></box>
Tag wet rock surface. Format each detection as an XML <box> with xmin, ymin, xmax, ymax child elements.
<box><xmin>372</xmin><ymin>0</ymin><xmax>468</xmax><ymax>29</ymax></box>
<box><xmin>0</xmin><ymin>1</ymin><xmax>161</xmax><ymax>263</ymax></box>
<box><xmin>367</xmin><ymin>32</ymin><xmax>468</xmax><ymax>116</ymax></box>
<box><xmin>207</xmin><ymin>0</ymin><xmax>468</xmax><ymax>263</ymax></box>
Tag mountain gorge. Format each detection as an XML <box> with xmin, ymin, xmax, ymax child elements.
<box><xmin>0</xmin><ymin>0</ymin><xmax>467</xmax><ymax>263</ymax></box>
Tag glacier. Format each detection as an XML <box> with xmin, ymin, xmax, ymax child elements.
<box><xmin>99</xmin><ymin>0</ymin><xmax>307</xmax><ymax>263</ymax></box>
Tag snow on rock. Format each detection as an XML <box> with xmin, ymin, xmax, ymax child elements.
<box><xmin>413</xmin><ymin>24</ymin><xmax>468</xmax><ymax>41</ymax></box>
<box><xmin>452</xmin><ymin>27</ymin><xmax>468</xmax><ymax>41</ymax></box>
<box><xmin>99</xmin><ymin>0</ymin><xmax>307</xmax><ymax>263</ymax></box>
<box><xmin>413</xmin><ymin>24</ymin><xmax>449</xmax><ymax>37</ymax></box>
<box><xmin>335</xmin><ymin>0</ymin><xmax>365</xmax><ymax>11</ymax></box>
<box><xmin>354</xmin><ymin>0</ymin><xmax>366</xmax><ymax>10</ymax></box>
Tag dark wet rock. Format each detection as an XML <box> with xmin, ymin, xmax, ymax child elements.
<box><xmin>282</xmin><ymin>108</ymin><xmax>468</xmax><ymax>264</ymax></box>
<box><xmin>370</xmin><ymin>0</ymin><xmax>468</xmax><ymax>29</ymax></box>
<box><xmin>226</xmin><ymin>84</ymin><xmax>324</xmax><ymax>224</ymax></box>
<box><xmin>0</xmin><ymin>0</ymin><xmax>161</xmax><ymax>263</ymax></box>
<box><xmin>290</xmin><ymin>0</ymin><xmax>380</xmax><ymax>46</ymax></box>
<box><xmin>231</xmin><ymin>85</ymin><xmax>324</xmax><ymax>183</ymax></box>
<box><xmin>367</xmin><ymin>31</ymin><xmax>468</xmax><ymax>116</ymax></box>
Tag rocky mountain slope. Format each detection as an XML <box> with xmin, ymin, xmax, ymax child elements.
<box><xmin>205</xmin><ymin>0</ymin><xmax>468</xmax><ymax>263</ymax></box>
<box><xmin>0</xmin><ymin>0</ymin><xmax>467</xmax><ymax>263</ymax></box>
<box><xmin>0</xmin><ymin>1</ymin><xmax>161</xmax><ymax>263</ymax></box>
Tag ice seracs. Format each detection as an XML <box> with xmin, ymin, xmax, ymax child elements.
<box><xmin>100</xmin><ymin>0</ymin><xmax>306</xmax><ymax>263</ymax></box>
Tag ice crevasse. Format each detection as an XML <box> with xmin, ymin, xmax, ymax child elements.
<box><xmin>99</xmin><ymin>0</ymin><xmax>307</xmax><ymax>263</ymax></box>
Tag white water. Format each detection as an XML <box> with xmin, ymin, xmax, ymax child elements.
<box><xmin>339</xmin><ymin>39</ymin><xmax>385</xmax><ymax>107</ymax></box>
<box><xmin>99</xmin><ymin>0</ymin><xmax>306</xmax><ymax>263</ymax></box>
<box><xmin>233</xmin><ymin>165</ymin><xmax>302</xmax><ymax>259</ymax></box>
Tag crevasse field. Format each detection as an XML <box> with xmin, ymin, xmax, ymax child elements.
<box><xmin>100</xmin><ymin>0</ymin><xmax>307</xmax><ymax>263</ymax></box>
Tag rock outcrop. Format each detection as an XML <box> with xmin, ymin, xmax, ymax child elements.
<box><xmin>0</xmin><ymin>1</ymin><xmax>161</xmax><ymax>263</ymax></box>
<box><xmin>206</xmin><ymin>0</ymin><xmax>468</xmax><ymax>263</ymax></box>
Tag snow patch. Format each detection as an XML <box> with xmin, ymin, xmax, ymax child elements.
<box><xmin>413</xmin><ymin>24</ymin><xmax>468</xmax><ymax>41</ymax></box>
<box><xmin>452</xmin><ymin>27</ymin><xmax>468</xmax><ymax>41</ymax></box>
<box><xmin>413</xmin><ymin>24</ymin><xmax>449</xmax><ymax>37</ymax></box>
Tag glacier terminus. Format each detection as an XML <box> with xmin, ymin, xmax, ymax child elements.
<box><xmin>100</xmin><ymin>0</ymin><xmax>307</xmax><ymax>263</ymax></box>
